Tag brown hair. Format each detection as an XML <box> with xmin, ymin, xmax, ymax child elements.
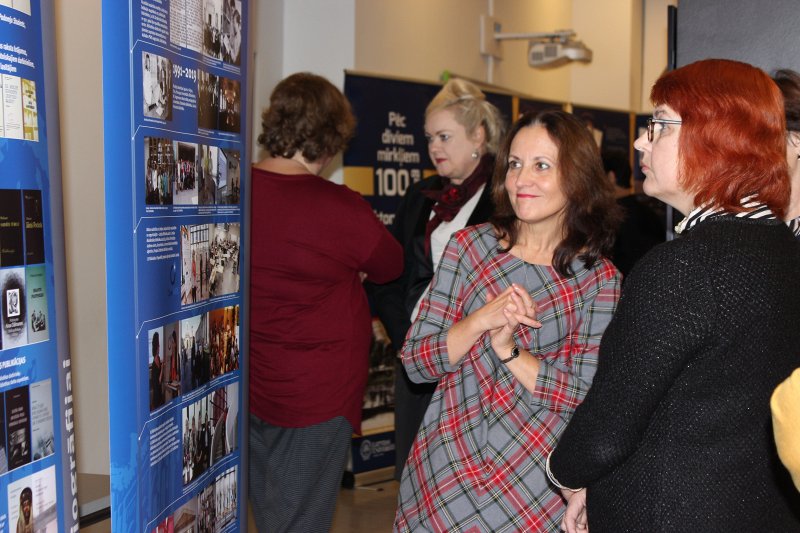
<box><xmin>774</xmin><ymin>68</ymin><xmax>800</xmax><ymax>133</ymax></box>
<box><xmin>651</xmin><ymin>59</ymin><xmax>788</xmax><ymax>217</ymax></box>
<box><xmin>257</xmin><ymin>72</ymin><xmax>356</xmax><ymax>161</ymax></box>
<box><xmin>491</xmin><ymin>110</ymin><xmax>620</xmax><ymax>277</ymax></box>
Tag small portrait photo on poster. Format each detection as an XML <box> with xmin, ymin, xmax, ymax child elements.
<box><xmin>145</xmin><ymin>137</ymin><xmax>175</xmax><ymax>206</ymax></box>
<box><xmin>148</xmin><ymin>327</ymin><xmax>165</xmax><ymax>412</ymax></box>
<box><xmin>197</xmin><ymin>70</ymin><xmax>220</xmax><ymax>131</ymax></box>
<box><xmin>207</xmin><ymin>223</ymin><xmax>239</xmax><ymax>298</ymax></box>
<box><xmin>216</xmin><ymin>148</ymin><xmax>240</xmax><ymax>205</ymax></box>
<box><xmin>142</xmin><ymin>51</ymin><xmax>173</xmax><ymax>121</ymax></box>
<box><xmin>8</xmin><ymin>466</ymin><xmax>57</xmax><ymax>533</ymax></box>
<box><xmin>214</xmin><ymin>466</ymin><xmax>238</xmax><ymax>529</ymax></box>
<box><xmin>219</xmin><ymin>78</ymin><xmax>241</xmax><ymax>133</ymax></box>
<box><xmin>174</xmin><ymin>141</ymin><xmax>200</xmax><ymax>205</ymax></box>
<box><xmin>221</xmin><ymin>0</ymin><xmax>242</xmax><ymax>66</ymax></box>
<box><xmin>202</xmin><ymin>0</ymin><xmax>225</xmax><ymax>60</ymax></box>
<box><xmin>181</xmin><ymin>224</ymin><xmax>211</xmax><ymax>306</ymax></box>
<box><xmin>208</xmin><ymin>305</ymin><xmax>239</xmax><ymax>380</ymax></box>
<box><xmin>1</xmin><ymin>268</ymin><xmax>27</xmax><ymax>349</ymax></box>
<box><xmin>180</xmin><ymin>312</ymin><xmax>209</xmax><ymax>394</ymax></box>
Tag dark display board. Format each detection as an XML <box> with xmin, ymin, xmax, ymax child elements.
<box><xmin>0</xmin><ymin>2</ymin><xmax>77</xmax><ymax>531</ymax></box>
<box><xmin>102</xmin><ymin>1</ymin><xmax>248</xmax><ymax>531</ymax></box>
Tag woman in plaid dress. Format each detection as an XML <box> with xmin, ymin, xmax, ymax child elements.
<box><xmin>394</xmin><ymin>110</ymin><xmax>622</xmax><ymax>532</ymax></box>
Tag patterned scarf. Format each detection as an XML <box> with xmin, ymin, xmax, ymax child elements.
<box><xmin>422</xmin><ymin>154</ymin><xmax>494</xmax><ymax>255</ymax></box>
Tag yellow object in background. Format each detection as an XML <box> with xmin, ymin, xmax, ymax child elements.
<box><xmin>771</xmin><ymin>368</ymin><xmax>800</xmax><ymax>491</ymax></box>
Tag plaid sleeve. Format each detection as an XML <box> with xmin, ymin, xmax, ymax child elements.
<box><xmin>529</xmin><ymin>263</ymin><xmax>621</xmax><ymax>414</ymax></box>
<box><xmin>399</xmin><ymin>232</ymin><xmax>471</xmax><ymax>384</ymax></box>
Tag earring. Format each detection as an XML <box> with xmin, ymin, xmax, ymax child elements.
<box><xmin>471</xmin><ymin>150</ymin><xmax>480</xmax><ymax>159</ymax></box>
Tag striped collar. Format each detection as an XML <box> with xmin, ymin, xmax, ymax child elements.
<box><xmin>788</xmin><ymin>217</ymin><xmax>800</xmax><ymax>238</ymax></box>
<box><xmin>675</xmin><ymin>198</ymin><xmax>776</xmax><ymax>235</ymax></box>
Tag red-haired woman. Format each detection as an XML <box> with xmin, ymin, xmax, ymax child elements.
<box><xmin>548</xmin><ymin>59</ymin><xmax>800</xmax><ymax>532</ymax></box>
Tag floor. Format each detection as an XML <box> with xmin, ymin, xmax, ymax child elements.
<box><xmin>79</xmin><ymin>480</ymin><xmax>399</xmax><ymax>532</ymax></box>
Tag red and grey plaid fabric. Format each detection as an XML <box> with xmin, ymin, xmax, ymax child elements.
<box><xmin>395</xmin><ymin>223</ymin><xmax>620</xmax><ymax>532</ymax></box>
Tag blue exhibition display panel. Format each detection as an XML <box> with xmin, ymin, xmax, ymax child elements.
<box><xmin>0</xmin><ymin>2</ymin><xmax>78</xmax><ymax>532</ymax></box>
<box><xmin>102</xmin><ymin>1</ymin><xmax>248</xmax><ymax>531</ymax></box>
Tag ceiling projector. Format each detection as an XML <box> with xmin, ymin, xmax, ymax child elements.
<box><xmin>528</xmin><ymin>40</ymin><xmax>593</xmax><ymax>68</ymax></box>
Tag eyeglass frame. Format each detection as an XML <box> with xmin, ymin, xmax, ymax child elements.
<box><xmin>646</xmin><ymin>118</ymin><xmax>682</xmax><ymax>142</ymax></box>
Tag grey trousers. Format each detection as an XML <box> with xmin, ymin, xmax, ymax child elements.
<box><xmin>249</xmin><ymin>413</ymin><xmax>352</xmax><ymax>533</ymax></box>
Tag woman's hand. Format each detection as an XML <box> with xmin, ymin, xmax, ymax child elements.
<box><xmin>488</xmin><ymin>284</ymin><xmax>541</xmax><ymax>354</ymax></box>
<box><xmin>445</xmin><ymin>284</ymin><xmax>540</xmax><ymax>365</ymax></box>
<box><xmin>561</xmin><ymin>488</ymin><xmax>588</xmax><ymax>533</ymax></box>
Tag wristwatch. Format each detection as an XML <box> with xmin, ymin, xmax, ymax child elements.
<box><xmin>499</xmin><ymin>344</ymin><xmax>520</xmax><ymax>364</ymax></box>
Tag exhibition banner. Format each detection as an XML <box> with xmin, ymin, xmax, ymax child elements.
<box><xmin>0</xmin><ymin>2</ymin><xmax>78</xmax><ymax>532</ymax></box>
<box><xmin>102</xmin><ymin>1</ymin><xmax>248</xmax><ymax>531</ymax></box>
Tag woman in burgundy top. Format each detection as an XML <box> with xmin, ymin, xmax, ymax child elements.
<box><xmin>249</xmin><ymin>72</ymin><xmax>402</xmax><ymax>533</ymax></box>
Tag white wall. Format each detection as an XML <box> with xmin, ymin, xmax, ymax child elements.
<box><xmin>54</xmin><ymin>0</ymin><xmax>109</xmax><ymax>476</ymax></box>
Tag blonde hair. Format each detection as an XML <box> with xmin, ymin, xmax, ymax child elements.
<box><xmin>425</xmin><ymin>78</ymin><xmax>505</xmax><ymax>155</ymax></box>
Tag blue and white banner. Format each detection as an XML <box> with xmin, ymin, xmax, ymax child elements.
<box><xmin>0</xmin><ymin>2</ymin><xmax>78</xmax><ymax>532</ymax></box>
<box><xmin>102</xmin><ymin>1</ymin><xmax>248</xmax><ymax>531</ymax></box>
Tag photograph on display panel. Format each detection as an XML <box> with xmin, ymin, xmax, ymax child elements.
<box><xmin>174</xmin><ymin>141</ymin><xmax>200</xmax><ymax>205</ymax></box>
<box><xmin>1</xmin><ymin>267</ymin><xmax>27</xmax><ymax>350</ymax></box>
<box><xmin>145</xmin><ymin>137</ymin><xmax>175</xmax><ymax>206</ymax></box>
<box><xmin>181</xmin><ymin>382</ymin><xmax>238</xmax><ymax>486</ymax></box>
<box><xmin>7</xmin><ymin>465</ymin><xmax>57</xmax><ymax>533</ymax></box>
<box><xmin>203</xmin><ymin>0</ymin><xmax>242</xmax><ymax>66</ymax></box>
<box><xmin>148</xmin><ymin>326</ymin><xmax>166</xmax><ymax>412</ymax></box>
<box><xmin>207</xmin><ymin>223</ymin><xmax>239</xmax><ymax>298</ymax></box>
<box><xmin>180</xmin><ymin>313</ymin><xmax>208</xmax><ymax>395</ymax></box>
<box><xmin>208</xmin><ymin>305</ymin><xmax>239</xmax><ymax>380</ymax></box>
<box><xmin>142</xmin><ymin>51</ymin><xmax>173</xmax><ymax>121</ymax></box>
<box><xmin>197</xmin><ymin>71</ymin><xmax>240</xmax><ymax>133</ymax></box>
<box><xmin>6</xmin><ymin>384</ymin><xmax>30</xmax><ymax>471</ymax></box>
<box><xmin>180</xmin><ymin>224</ymin><xmax>211</xmax><ymax>305</ymax></box>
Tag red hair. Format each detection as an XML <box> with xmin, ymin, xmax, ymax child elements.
<box><xmin>651</xmin><ymin>59</ymin><xmax>789</xmax><ymax>217</ymax></box>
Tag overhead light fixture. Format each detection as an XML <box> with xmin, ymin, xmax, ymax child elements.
<box><xmin>480</xmin><ymin>15</ymin><xmax>593</xmax><ymax>69</ymax></box>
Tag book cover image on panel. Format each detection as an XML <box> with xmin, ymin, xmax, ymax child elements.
<box><xmin>0</xmin><ymin>267</ymin><xmax>27</xmax><ymax>349</ymax></box>
<box><xmin>29</xmin><ymin>379</ymin><xmax>54</xmax><ymax>461</ymax></box>
<box><xmin>23</xmin><ymin>190</ymin><xmax>44</xmax><ymax>265</ymax></box>
<box><xmin>5</xmin><ymin>384</ymin><xmax>31</xmax><ymax>471</ymax></box>
<box><xmin>0</xmin><ymin>190</ymin><xmax>24</xmax><ymax>267</ymax></box>
<box><xmin>25</xmin><ymin>265</ymin><xmax>48</xmax><ymax>344</ymax></box>
<box><xmin>7</xmin><ymin>465</ymin><xmax>57</xmax><ymax>532</ymax></box>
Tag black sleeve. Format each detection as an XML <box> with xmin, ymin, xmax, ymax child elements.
<box><xmin>549</xmin><ymin>240</ymin><xmax>714</xmax><ymax>487</ymax></box>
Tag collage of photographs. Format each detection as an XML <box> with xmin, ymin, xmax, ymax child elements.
<box><xmin>145</xmin><ymin>136</ymin><xmax>241</xmax><ymax>206</ymax></box>
<box><xmin>150</xmin><ymin>465</ymin><xmax>238</xmax><ymax>533</ymax></box>
<box><xmin>169</xmin><ymin>0</ymin><xmax>242</xmax><ymax>68</ymax></box>
<box><xmin>134</xmin><ymin>0</ymin><xmax>246</xmax><ymax>528</ymax></box>
<box><xmin>0</xmin><ymin>189</ymin><xmax>48</xmax><ymax>351</ymax></box>
<box><xmin>147</xmin><ymin>305</ymin><xmax>239</xmax><ymax>412</ymax></box>
<box><xmin>140</xmin><ymin>49</ymin><xmax>242</xmax><ymax>136</ymax></box>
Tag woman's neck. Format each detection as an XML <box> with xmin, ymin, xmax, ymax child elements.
<box><xmin>255</xmin><ymin>153</ymin><xmax>326</xmax><ymax>176</ymax></box>
<box><xmin>508</xmin><ymin>219</ymin><xmax>564</xmax><ymax>265</ymax></box>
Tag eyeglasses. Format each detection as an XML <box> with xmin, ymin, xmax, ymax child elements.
<box><xmin>646</xmin><ymin>118</ymin><xmax>682</xmax><ymax>142</ymax></box>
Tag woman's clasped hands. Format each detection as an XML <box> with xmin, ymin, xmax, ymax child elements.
<box><xmin>482</xmin><ymin>284</ymin><xmax>542</xmax><ymax>355</ymax></box>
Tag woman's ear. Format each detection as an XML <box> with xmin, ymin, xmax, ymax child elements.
<box><xmin>788</xmin><ymin>131</ymin><xmax>800</xmax><ymax>149</ymax></box>
<box><xmin>472</xmin><ymin>125</ymin><xmax>486</xmax><ymax>146</ymax></box>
